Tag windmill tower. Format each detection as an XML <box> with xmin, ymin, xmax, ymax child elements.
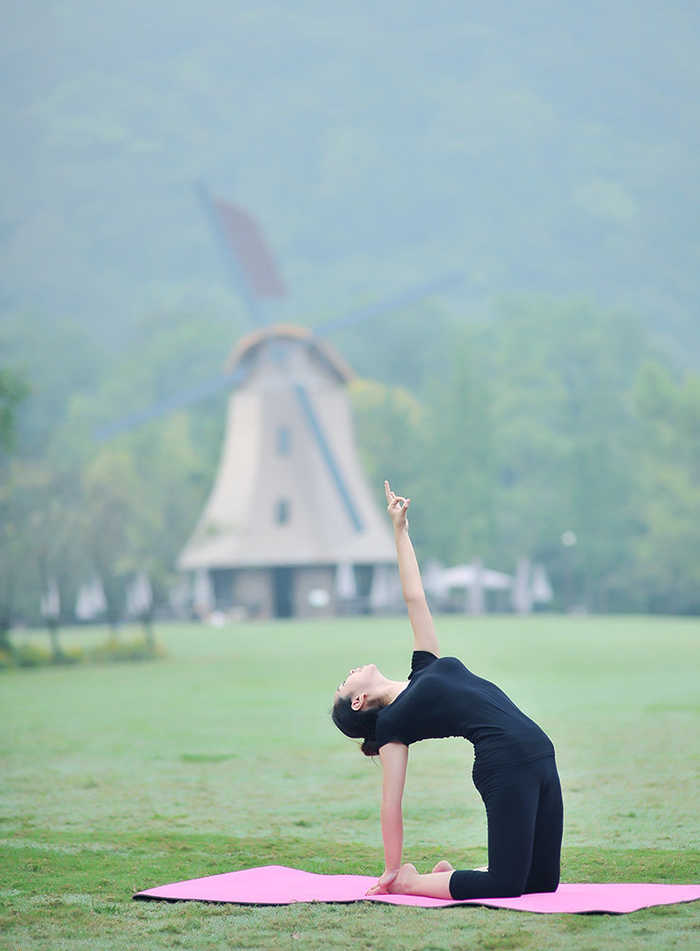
<box><xmin>97</xmin><ymin>186</ymin><xmax>461</xmax><ymax>618</ymax></box>
<box><xmin>178</xmin><ymin>324</ymin><xmax>396</xmax><ymax>618</ymax></box>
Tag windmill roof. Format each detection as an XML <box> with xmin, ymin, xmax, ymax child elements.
<box><xmin>226</xmin><ymin>324</ymin><xmax>354</xmax><ymax>383</ymax></box>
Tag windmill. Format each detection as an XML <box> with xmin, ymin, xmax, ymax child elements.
<box><xmin>99</xmin><ymin>186</ymin><xmax>462</xmax><ymax>618</ymax></box>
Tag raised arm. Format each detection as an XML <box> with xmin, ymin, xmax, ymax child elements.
<box><xmin>366</xmin><ymin>741</ymin><xmax>409</xmax><ymax>895</ymax></box>
<box><xmin>384</xmin><ymin>481</ymin><xmax>440</xmax><ymax>657</ymax></box>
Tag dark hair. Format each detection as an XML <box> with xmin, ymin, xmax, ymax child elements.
<box><xmin>331</xmin><ymin>695</ymin><xmax>381</xmax><ymax>757</ymax></box>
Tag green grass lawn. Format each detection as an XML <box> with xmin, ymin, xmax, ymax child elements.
<box><xmin>1</xmin><ymin>614</ymin><xmax>698</xmax><ymax>950</ymax></box>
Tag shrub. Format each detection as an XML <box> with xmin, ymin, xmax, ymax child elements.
<box><xmin>0</xmin><ymin>635</ymin><xmax>164</xmax><ymax>670</ymax></box>
<box><xmin>87</xmin><ymin>636</ymin><xmax>165</xmax><ymax>664</ymax></box>
<box><xmin>13</xmin><ymin>643</ymin><xmax>52</xmax><ymax>667</ymax></box>
<box><xmin>54</xmin><ymin>647</ymin><xmax>84</xmax><ymax>665</ymax></box>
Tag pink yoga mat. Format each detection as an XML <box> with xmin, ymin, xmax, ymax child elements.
<box><xmin>133</xmin><ymin>865</ymin><xmax>700</xmax><ymax>914</ymax></box>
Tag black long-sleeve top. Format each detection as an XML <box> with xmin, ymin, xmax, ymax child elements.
<box><xmin>375</xmin><ymin>651</ymin><xmax>555</xmax><ymax>776</ymax></box>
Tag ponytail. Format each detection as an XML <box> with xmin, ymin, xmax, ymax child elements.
<box><xmin>360</xmin><ymin>737</ymin><xmax>381</xmax><ymax>757</ymax></box>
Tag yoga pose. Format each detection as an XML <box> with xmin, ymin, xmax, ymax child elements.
<box><xmin>331</xmin><ymin>482</ymin><xmax>563</xmax><ymax>900</ymax></box>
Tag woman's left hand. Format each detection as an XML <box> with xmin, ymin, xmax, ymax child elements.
<box><xmin>384</xmin><ymin>480</ymin><xmax>410</xmax><ymax>531</ymax></box>
<box><xmin>366</xmin><ymin>867</ymin><xmax>399</xmax><ymax>895</ymax></box>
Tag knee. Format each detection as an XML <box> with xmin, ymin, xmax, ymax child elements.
<box><xmin>525</xmin><ymin>882</ymin><xmax>558</xmax><ymax>895</ymax></box>
<box><xmin>491</xmin><ymin>874</ymin><xmax>527</xmax><ymax>898</ymax></box>
<box><xmin>525</xmin><ymin>873</ymin><xmax>560</xmax><ymax>895</ymax></box>
<box><xmin>497</xmin><ymin>885</ymin><xmax>525</xmax><ymax>898</ymax></box>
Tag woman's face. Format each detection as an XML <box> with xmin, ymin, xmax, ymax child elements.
<box><xmin>335</xmin><ymin>663</ymin><xmax>378</xmax><ymax>701</ymax></box>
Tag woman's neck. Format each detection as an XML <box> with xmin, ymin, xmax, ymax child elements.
<box><xmin>380</xmin><ymin>679</ymin><xmax>409</xmax><ymax>706</ymax></box>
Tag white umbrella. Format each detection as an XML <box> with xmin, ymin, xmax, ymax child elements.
<box><xmin>126</xmin><ymin>573</ymin><xmax>153</xmax><ymax>616</ymax></box>
<box><xmin>75</xmin><ymin>577</ymin><xmax>107</xmax><ymax>620</ymax></box>
<box><xmin>40</xmin><ymin>578</ymin><xmax>60</xmax><ymax>618</ymax></box>
<box><xmin>335</xmin><ymin>562</ymin><xmax>357</xmax><ymax>600</ymax></box>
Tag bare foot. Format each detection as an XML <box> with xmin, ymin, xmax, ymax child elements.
<box><xmin>432</xmin><ymin>860</ymin><xmax>454</xmax><ymax>874</ymax></box>
<box><xmin>389</xmin><ymin>863</ymin><xmax>419</xmax><ymax>894</ymax></box>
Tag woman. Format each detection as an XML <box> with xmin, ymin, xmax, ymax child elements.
<box><xmin>331</xmin><ymin>481</ymin><xmax>563</xmax><ymax>900</ymax></box>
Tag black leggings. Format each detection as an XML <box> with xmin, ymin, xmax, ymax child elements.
<box><xmin>449</xmin><ymin>754</ymin><xmax>563</xmax><ymax>900</ymax></box>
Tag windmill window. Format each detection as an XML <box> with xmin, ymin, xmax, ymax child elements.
<box><xmin>274</xmin><ymin>498</ymin><xmax>291</xmax><ymax>525</ymax></box>
<box><xmin>276</xmin><ymin>426</ymin><xmax>292</xmax><ymax>455</ymax></box>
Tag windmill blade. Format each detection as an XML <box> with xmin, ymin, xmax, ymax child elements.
<box><xmin>293</xmin><ymin>383</ymin><xmax>364</xmax><ymax>533</ymax></box>
<box><xmin>196</xmin><ymin>182</ymin><xmax>286</xmax><ymax>328</ymax></box>
<box><xmin>94</xmin><ymin>366</ymin><xmax>248</xmax><ymax>441</ymax></box>
<box><xmin>313</xmin><ymin>271</ymin><xmax>464</xmax><ymax>337</ymax></box>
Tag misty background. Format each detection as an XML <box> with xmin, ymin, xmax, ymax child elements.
<box><xmin>2</xmin><ymin>1</ymin><xmax>700</xmax><ymax>629</ymax></box>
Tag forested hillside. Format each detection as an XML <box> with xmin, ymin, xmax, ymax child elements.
<box><xmin>3</xmin><ymin>1</ymin><xmax>700</xmax><ymax>357</ymax></box>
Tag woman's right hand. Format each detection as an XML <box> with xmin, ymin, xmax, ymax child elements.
<box><xmin>384</xmin><ymin>480</ymin><xmax>410</xmax><ymax>531</ymax></box>
<box><xmin>365</xmin><ymin>867</ymin><xmax>400</xmax><ymax>895</ymax></box>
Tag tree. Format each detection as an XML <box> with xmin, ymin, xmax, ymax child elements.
<box><xmin>419</xmin><ymin>326</ymin><xmax>498</xmax><ymax>565</ymax></box>
<box><xmin>28</xmin><ymin>465</ymin><xmax>86</xmax><ymax>658</ymax></box>
<box><xmin>0</xmin><ymin>369</ymin><xmax>32</xmax><ymax>647</ymax></box>
<box><xmin>631</xmin><ymin>363</ymin><xmax>700</xmax><ymax>613</ymax></box>
<box><xmin>483</xmin><ymin>298</ymin><xmax>648</xmax><ymax>609</ymax></box>
<box><xmin>349</xmin><ymin>378</ymin><xmax>426</xmax><ymax>539</ymax></box>
<box><xmin>80</xmin><ymin>449</ymin><xmax>147</xmax><ymax>630</ymax></box>
<box><xmin>74</xmin><ymin>407</ymin><xmax>211</xmax><ymax>634</ymax></box>
<box><xmin>0</xmin><ymin>463</ymin><xmax>38</xmax><ymax>648</ymax></box>
<box><xmin>118</xmin><ymin>412</ymin><xmax>214</xmax><ymax>631</ymax></box>
<box><xmin>0</xmin><ymin>368</ymin><xmax>29</xmax><ymax>456</ymax></box>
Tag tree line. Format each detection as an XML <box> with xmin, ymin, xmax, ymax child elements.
<box><xmin>351</xmin><ymin>299</ymin><xmax>700</xmax><ymax>615</ymax></box>
<box><xmin>1</xmin><ymin>295</ymin><xmax>699</xmax><ymax>645</ymax></box>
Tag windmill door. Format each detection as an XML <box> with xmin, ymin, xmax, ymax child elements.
<box><xmin>273</xmin><ymin>566</ymin><xmax>295</xmax><ymax>618</ymax></box>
